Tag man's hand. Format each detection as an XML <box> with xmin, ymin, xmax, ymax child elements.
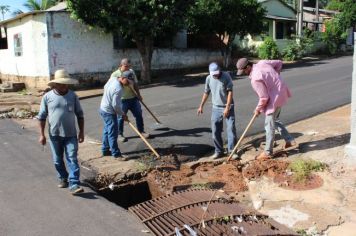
<box><xmin>122</xmin><ymin>114</ymin><xmax>128</xmax><ymax>121</ymax></box>
<box><xmin>78</xmin><ymin>131</ymin><xmax>84</xmax><ymax>143</ymax></box>
<box><xmin>223</xmin><ymin>107</ymin><xmax>230</xmax><ymax>118</ymax></box>
<box><xmin>39</xmin><ymin>135</ymin><xmax>46</xmax><ymax>145</ymax></box>
<box><xmin>137</xmin><ymin>94</ymin><xmax>143</xmax><ymax>101</ymax></box>
<box><xmin>197</xmin><ymin>106</ymin><xmax>203</xmax><ymax>115</ymax></box>
<box><xmin>254</xmin><ymin>109</ymin><xmax>261</xmax><ymax>117</ymax></box>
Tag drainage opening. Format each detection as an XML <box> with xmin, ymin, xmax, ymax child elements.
<box><xmin>98</xmin><ymin>181</ymin><xmax>152</xmax><ymax>209</ymax></box>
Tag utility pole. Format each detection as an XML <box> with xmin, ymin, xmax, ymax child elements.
<box><xmin>345</xmin><ymin>32</ymin><xmax>356</xmax><ymax>164</ymax></box>
<box><xmin>297</xmin><ymin>0</ymin><xmax>304</xmax><ymax>37</ymax></box>
<box><xmin>315</xmin><ymin>0</ymin><xmax>319</xmax><ymax>31</ymax></box>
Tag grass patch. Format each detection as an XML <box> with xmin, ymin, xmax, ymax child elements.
<box><xmin>288</xmin><ymin>159</ymin><xmax>327</xmax><ymax>183</ymax></box>
<box><xmin>17</xmin><ymin>89</ymin><xmax>28</xmax><ymax>95</ymax></box>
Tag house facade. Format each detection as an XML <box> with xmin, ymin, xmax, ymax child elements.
<box><xmin>0</xmin><ymin>4</ymin><xmax>221</xmax><ymax>89</ymax></box>
<box><xmin>236</xmin><ymin>0</ymin><xmax>297</xmax><ymax>51</ymax></box>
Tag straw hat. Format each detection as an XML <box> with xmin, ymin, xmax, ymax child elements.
<box><xmin>48</xmin><ymin>69</ymin><xmax>78</xmax><ymax>86</ymax></box>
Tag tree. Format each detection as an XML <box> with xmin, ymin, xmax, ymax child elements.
<box><xmin>23</xmin><ymin>0</ymin><xmax>57</xmax><ymax>11</ymax></box>
<box><xmin>0</xmin><ymin>5</ymin><xmax>10</xmax><ymax>20</ymax></box>
<box><xmin>67</xmin><ymin>0</ymin><xmax>193</xmax><ymax>83</ymax></box>
<box><xmin>188</xmin><ymin>0</ymin><xmax>266</xmax><ymax>67</ymax></box>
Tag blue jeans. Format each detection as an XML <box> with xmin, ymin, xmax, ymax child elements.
<box><xmin>49</xmin><ymin>136</ymin><xmax>80</xmax><ymax>187</ymax></box>
<box><xmin>100</xmin><ymin>110</ymin><xmax>121</xmax><ymax>157</ymax></box>
<box><xmin>211</xmin><ymin>106</ymin><xmax>237</xmax><ymax>154</ymax></box>
<box><xmin>265</xmin><ymin>107</ymin><xmax>294</xmax><ymax>155</ymax></box>
<box><xmin>118</xmin><ymin>97</ymin><xmax>144</xmax><ymax>135</ymax></box>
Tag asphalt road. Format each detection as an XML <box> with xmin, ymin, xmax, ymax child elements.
<box><xmin>82</xmin><ymin>56</ymin><xmax>353</xmax><ymax>159</ymax></box>
<box><xmin>0</xmin><ymin>119</ymin><xmax>146</xmax><ymax>236</ymax></box>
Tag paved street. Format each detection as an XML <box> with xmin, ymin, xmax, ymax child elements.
<box><xmin>0</xmin><ymin>119</ymin><xmax>146</xmax><ymax>236</ymax></box>
<box><xmin>82</xmin><ymin>56</ymin><xmax>353</xmax><ymax>159</ymax></box>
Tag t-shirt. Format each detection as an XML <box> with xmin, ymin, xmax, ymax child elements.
<box><xmin>37</xmin><ymin>90</ymin><xmax>84</xmax><ymax>137</ymax></box>
<box><xmin>100</xmin><ymin>77</ymin><xmax>124</xmax><ymax>115</ymax></box>
<box><xmin>110</xmin><ymin>69</ymin><xmax>138</xmax><ymax>100</ymax></box>
<box><xmin>204</xmin><ymin>72</ymin><xmax>234</xmax><ymax>108</ymax></box>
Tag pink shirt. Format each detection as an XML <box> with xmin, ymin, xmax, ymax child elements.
<box><xmin>249</xmin><ymin>60</ymin><xmax>291</xmax><ymax>115</ymax></box>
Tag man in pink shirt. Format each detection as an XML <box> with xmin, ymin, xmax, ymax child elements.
<box><xmin>236</xmin><ymin>58</ymin><xmax>297</xmax><ymax>160</ymax></box>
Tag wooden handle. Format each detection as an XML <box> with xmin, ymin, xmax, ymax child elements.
<box><xmin>226</xmin><ymin>113</ymin><xmax>258</xmax><ymax>162</ymax></box>
<box><xmin>129</xmin><ymin>85</ymin><xmax>161</xmax><ymax>124</ymax></box>
<box><xmin>127</xmin><ymin>120</ymin><xmax>160</xmax><ymax>158</ymax></box>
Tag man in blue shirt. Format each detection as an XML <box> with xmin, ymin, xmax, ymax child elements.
<box><xmin>99</xmin><ymin>70</ymin><xmax>129</xmax><ymax>160</ymax></box>
<box><xmin>197</xmin><ymin>62</ymin><xmax>237</xmax><ymax>159</ymax></box>
<box><xmin>37</xmin><ymin>69</ymin><xmax>84</xmax><ymax>195</ymax></box>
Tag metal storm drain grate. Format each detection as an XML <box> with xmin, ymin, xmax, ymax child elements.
<box><xmin>129</xmin><ymin>189</ymin><xmax>298</xmax><ymax>236</ymax></box>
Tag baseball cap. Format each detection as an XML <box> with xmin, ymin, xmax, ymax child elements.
<box><xmin>236</xmin><ymin>58</ymin><xmax>249</xmax><ymax>75</ymax></box>
<box><xmin>121</xmin><ymin>70</ymin><xmax>133</xmax><ymax>79</ymax></box>
<box><xmin>209</xmin><ymin>62</ymin><xmax>220</xmax><ymax>76</ymax></box>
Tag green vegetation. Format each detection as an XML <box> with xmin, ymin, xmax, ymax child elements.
<box><xmin>257</xmin><ymin>37</ymin><xmax>280</xmax><ymax>59</ymax></box>
<box><xmin>188</xmin><ymin>0</ymin><xmax>265</xmax><ymax>67</ymax></box>
<box><xmin>282</xmin><ymin>31</ymin><xmax>314</xmax><ymax>61</ymax></box>
<box><xmin>288</xmin><ymin>159</ymin><xmax>327</xmax><ymax>183</ymax></box>
<box><xmin>191</xmin><ymin>182</ymin><xmax>214</xmax><ymax>190</ymax></box>
<box><xmin>67</xmin><ymin>0</ymin><xmax>193</xmax><ymax>83</ymax></box>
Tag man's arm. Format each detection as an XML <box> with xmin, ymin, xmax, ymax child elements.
<box><xmin>251</xmin><ymin>80</ymin><xmax>269</xmax><ymax>115</ymax></box>
<box><xmin>37</xmin><ymin>95</ymin><xmax>48</xmax><ymax>145</ymax></box>
<box><xmin>264</xmin><ymin>60</ymin><xmax>283</xmax><ymax>74</ymax></box>
<box><xmin>77</xmin><ymin>117</ymin><xmax>84</xmax><ymax>143</ymax></box>
<box><xmin>223</xmin><ymin>90</ymin><xmax>233</xmax><ymax>118</ymax></box>
<box><xmin>197</xmin><ymin>93</ymin><xmax>209</xmax><ymax>115</ymax></box>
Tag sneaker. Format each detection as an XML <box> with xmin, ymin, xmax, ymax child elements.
<box><xmin>58</xmin><ymin>179</ymin><xmax>68</xmax><ymax>188</ymax></box>
<box><xmin>229</xmin><ymin>153</ymin><xmax>240</xmax><ymax>160</ymax></box>
<box><xmin>69</xmin><ymin>184</ymin><xmax>84</xmax><ymax>195</ymax></box>
<box><xmin>255</xmin><ymin>152</ymin><xmax>272</xmax><ymax>160</ymax></box>
<box><xmin>210</xmin><ymin>153</ymin><xmax>224</xmax><ymax>160</ymax></box>
<box><xmin>140</xmin><ymin>132</ymin><xmax>150</xmax><ymax>139</ymax></box>
<box><xmin>114</xmin><ymin>154</ymin><xmax>129</xmax><ymax>161</ymax></box>
<box><xmin>118</xmin><ymin>135</ymin><xmax>128</xmax><ymax>142</ymax></box>
<box><xmin>284</xmin><ymin>140</ymin><xmax>298</xmax><ymax>150</ymax></box>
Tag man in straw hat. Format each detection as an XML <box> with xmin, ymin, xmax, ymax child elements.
<box><xmin>197</xmin><ymin>62</ymin><xmax>237</xmax><ymax>160</ymax></box>
<box><xmin>99</xmin><ymin>70</ymin><xmax>130</xmax><ymax>160</ymax></box>
<box><xmin>236</xmin><ymin>58</ymin><xmax>297</xmax><ymax>160</ymax></box>
<box><xmin>111</xmin><ymin>58</ymin><xmax>150</xmax><ymax>143</ymax></box>
<box><xmin>37</xmin><ymin>69</ymin><xmax>84</xmax><ymax>195</ymax></box>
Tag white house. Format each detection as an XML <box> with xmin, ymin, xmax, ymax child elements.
<box><xmin>0</xmin><ymin>3</ymin><xmax>220</xmax><ymax>89</ymax></box>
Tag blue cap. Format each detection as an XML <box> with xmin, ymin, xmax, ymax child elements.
<box><xmin>209</xmin><ymin>62</ymin><xmax>220</xmax><ymax>76</ymax></box>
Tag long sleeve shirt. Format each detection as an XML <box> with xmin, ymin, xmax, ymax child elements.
<box><xmin>100</xmin><ymin>77</ymin><xmax>124</xmax><ymax>115</ymax></box>
<box><xmin>249</xmin><ymin>60</ymin><xmax>291</xmax><ymax>115</ymax></box>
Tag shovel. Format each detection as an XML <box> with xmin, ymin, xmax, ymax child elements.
<box><xmin>126</xmin><ymin>119</ymin><xmax>160</xmax><ymax>159</ymax></box>
<box><xmin>226</xmin><ymin>113</ymin><xmax>258</xmax><ymax>162</ymax></box>
<box><xmin>128</xmin><ymin>85</ymin><xmax>165</xmax><ymax>130</ymax></box>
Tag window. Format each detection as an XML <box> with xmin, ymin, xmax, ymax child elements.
<box><xmin>0</xmin><ymin>26</ymin><xmax>8</xmax><ymax>50</ymax></box>
<box><xmin>14</xmin><ymin>33</ymin><xmax>23</xmax><ymax>56</ymax></box>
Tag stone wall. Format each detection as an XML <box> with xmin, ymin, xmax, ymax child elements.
<box><xmin>0</xmin><ymin>73</ymin><xmax>49</xmax><ymax>89</ymax></box>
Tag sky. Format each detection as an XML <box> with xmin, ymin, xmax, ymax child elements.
<box><xmin>0</xmin><ymin>0</ymin><xmax>27</xmax><ymax>20</ymax></box>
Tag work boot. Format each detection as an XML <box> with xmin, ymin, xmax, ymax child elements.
<box><xmin>140</xmin><ymin>132</ymin><xmax>150</xmax><ymax>139</ymax></box>
<box><xmin>69</xmin><ymin>184</ymin><xmax>84</xmax><ymax>195</ymax></box>
<box><xmin>58</xmin><ymin>179</ymin><xmax>68</xmax><ymax>188</ymax></box>
<box><xmin>118</xmin><ymin>135</ymin><xmax>127</xmax><ymax>142</ymax></box>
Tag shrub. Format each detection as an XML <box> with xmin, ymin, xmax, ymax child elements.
<box><xmin>257</xmin><ymin>37</ymin><xmax>280</xmax><ymax>59</ymax></box>
<box><xmin>282</xmin><ymin>36</ymin><xmax>314</xmax><ymax>61</ymax></box>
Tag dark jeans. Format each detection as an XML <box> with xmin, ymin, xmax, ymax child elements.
<box><xmin>48</xmin><ymin>135</ymin><xmax>80</xmax><ymax>188</ymax></box>
<box><xmin>100</xmin><ymin>110</ymin><xmax>121</xmax><ymax>157</ymax></box>
<box><xmin>118</xmin><ymin>97</ymin><xmax>144</xmax><ymax>135</ymax></box>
